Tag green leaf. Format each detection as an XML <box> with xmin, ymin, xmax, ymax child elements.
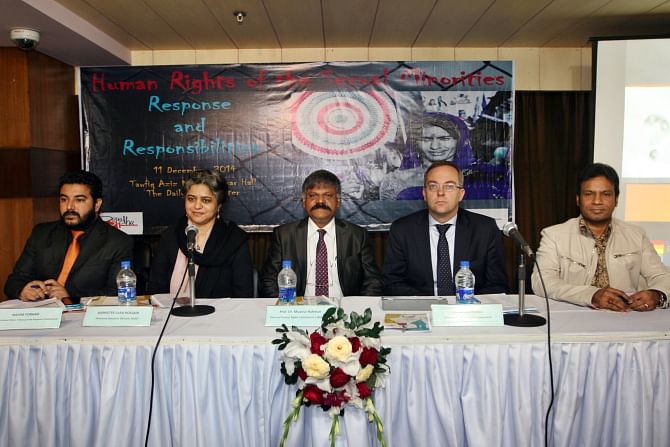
<box><xmin>363</xmin><ymin>307</ymin><xmax>372</xmax><ymax>322</ymax></box>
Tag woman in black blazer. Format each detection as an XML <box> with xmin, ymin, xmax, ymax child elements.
<box><xmin>148</xmin><ymin>169</ymin><xmax>254</xmax><ymax>298</ymax></box>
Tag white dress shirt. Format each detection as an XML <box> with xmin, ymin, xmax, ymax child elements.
<box><xmin>305</xmin><ymin>218</ymin><xmax>343</xmax><ymax>298</ymax></box>
<box><xmin>428</xmin><ymin>214</ymin><xmax>457</xmax><ymax>296</ymax></box>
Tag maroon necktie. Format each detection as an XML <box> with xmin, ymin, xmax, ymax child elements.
<box><xmin>315</xmin><ymin>229</ymin><xmax>329</xmax><ymax>297</ymax></box>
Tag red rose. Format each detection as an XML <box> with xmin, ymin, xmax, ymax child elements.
<box><xmin>348</xmin><ymin>337</ymin><xmax>361</xmax><ymax>352</ymax></box>
<box><xmin>297</xmin><ymin>367</ymin><xmax>307</xmax><ymax>381</ymax></box>
<box><xmin>303</xmin><ymin>384</ymin><xmax>324</xmax><ymax>405</ymax></box>
<box><xmin>329</xmin><ymin>367</ymin><xmax>351</xmax><ymax>388</ymax></box>
<box><xmin>357</xmin><ymin>382</ymin><xmax>371</xmax><ymax>399</ymax></box>
<box><xmin>323</xmin><ymin>390</ymin><xmax>349</xmax><ymax>407</ymax></box>
<box><xmin>310</xmin><ymin>332</ymin><xmax>327</xmax><ymax>354</ymax></box>
<box><xmin>359</xmin><ymin>347</ymin><xmax>378</xmax><ymax>367</ymax></box>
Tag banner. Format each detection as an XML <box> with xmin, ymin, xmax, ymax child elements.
<box><xmin>80</xmin><ymin>61</ymin><xmax>514</xmax><ymax>232</ymax></box>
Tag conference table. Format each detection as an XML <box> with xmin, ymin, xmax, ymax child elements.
<box><xmin>1</xmin><ymin>294</ymin><xmax>669</xmax><ymax>447</ymax></box>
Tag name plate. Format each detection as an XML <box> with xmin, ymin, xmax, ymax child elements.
<box><xmin>431</xmin><ymin>304</ymin><xmax>504</xmax><ymax>327</ymax></box>
<box><xmin>265</xmin><ymin>305</ymin><xmax>335</xmax><ymax>327</ymax></box>
<box><xmin>0</xmin><ymin>308</ymin><xmax>63</xmax><ymax>330</ymax></box>
<box><xmin>83</xmin><ymin>306</ymin><xmax>153</xmax><ymax>327</ymax></box>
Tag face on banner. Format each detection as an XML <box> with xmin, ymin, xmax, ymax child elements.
<box><xmin>303</xmin><ymin>183</ymin><xmax>341</xmax><ymax>228</ymax></box>
<box><xmin>419</xmin><ymin>124</ymin><xmax>458</xmax><ymax>163</ymax></box>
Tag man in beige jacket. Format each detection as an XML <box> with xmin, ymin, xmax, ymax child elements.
<box><xmin>531</xmin><ymin>163</ymin><xmax>670</xmax><ymax>311</ymax></box>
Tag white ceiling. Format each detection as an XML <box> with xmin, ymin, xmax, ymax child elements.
<box><xmin>1</xmin><ymin>0</ymin><xmax>670</xmax><ymax>66</ymax></box>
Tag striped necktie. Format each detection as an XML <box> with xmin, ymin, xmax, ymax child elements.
<box><xmin>315</xmin><ymin>229</ymin><xmax>329</xmax><ymax>297</ymax></box>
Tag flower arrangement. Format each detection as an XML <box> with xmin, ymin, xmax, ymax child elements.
<box><xmin>273</xmin><ymin>307</ymin><xmax>391</xmax><ymax>447</ymax></box>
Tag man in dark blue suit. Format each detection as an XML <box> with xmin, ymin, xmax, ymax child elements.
<box><xmin>383</xmin><ymin>161</ymin><xmax>508</xmax><ymax>296</ymax></box>
<box><xmin>260</xmin><ymin>170</ymin><xmax>382</xmax><ymax>298</ymax></box>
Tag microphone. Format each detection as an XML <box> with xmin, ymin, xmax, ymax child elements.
<box><xmin>185</xmin><ymin>225</ymin><xmax>198</xmax><ymax>253</ymax></box>
<box><xmin>502</xmin><ymin>222</ymin><xmax>534</xmax><ymax>258</ymax></box>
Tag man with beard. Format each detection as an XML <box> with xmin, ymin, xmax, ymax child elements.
<box><xmin>531</xmin><ymin>163</ymin><xmax>670</xmax><ymax>311</ymax></box>
<box><xmin>260</xmin><ymin>170</ymin><xmax>382</xmax><ymax>297</ymax></box>
<box><xmin>4</xmin><ymin>170</ymin><xmax>133</xmax><ymax>301</ymax></box>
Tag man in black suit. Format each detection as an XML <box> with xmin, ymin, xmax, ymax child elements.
<box><xmin>261</xmin><ymin>170</ymin><xmax>382</xmax><ymax>297</ymax></box>
<box><xmin>383</xmin><ymin>161</ymin><xmax>508</xmax><ymax>296</ymax></box>
<box><xmin>4</xmin><ymin>170</ymin><xmax>133</xmax><ymax>301</ymax></box>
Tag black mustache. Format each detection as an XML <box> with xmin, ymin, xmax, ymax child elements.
<box><xmin>63</xmin><ymin>211</ymin><xmax>80</xmax><ymax>218</ymax></box>
<box><xmin>310</xmin><ymin>203</ymin><xmax>331</xmax><ymax>211</ymax></box>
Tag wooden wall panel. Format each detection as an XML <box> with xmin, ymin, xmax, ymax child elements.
<box><xmin>0</xmin><ymin>150</ymin><xmax>32</xmax><ymax>197</ymax></box>
<box><xmin>0</xmin><ymin>198</ymin><xmax>34</xmax><ymax>300</ymax></box>
<box><xmin>0</xmin><ymin>149</ymin><xmax>79</xmax><ymax>198</ymax></box>
<box><xmin>0</xmin><ymin>49</ymin><xmax>80</xmax><ymax>300</ymax></box>
<box><xmin>32</xmin><ymin>197</ymin><xmax>60</xmax><ymax>226</ymax></box>
<box><xmin>27</xmin><ymin>51</ymin><xmax>79</xmax><ymax>151</ymax></box>
<box><xmin>0</xmin><ymin>49</ymin><xmax>30</xmax><ymax>148</ymax></box>
<box><xmin>30</xmin><ymin>149</ymin><xmax>81</xmax><ymax>197</ymax></box>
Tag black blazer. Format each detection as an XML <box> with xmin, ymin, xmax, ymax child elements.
<box><xmin>147</xmin><ymin>219</ymin><xmax>254</xmax><ymax>298</ymax></box>
<box><xmin>383</xmin><ymin>208</ymin><xmax>508</xmax><ymax>296</ymax></box>
<box><xmin>260</xmin><ymin>218</ymin><xmax>382</xmax><ymax>297</ymax></box>
<box><xmin>4</xmin><ymin>218</ymin><xmax>133</xmax><ymax>299</ymax></box>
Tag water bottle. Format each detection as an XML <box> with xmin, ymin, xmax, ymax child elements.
<box><xmin>455</xmin><ymin>261</ymin><xmax>477</xmax><ymax>304</ymax></box>
<box><xmin>277</xmin><ymin>260</ymin><xmax>297</xmax><ymax>304</ymax></box>
<box><xmin>116</xmin><ymin>260</ymin><xmax>137</xmax><ymax>304</ymax></box>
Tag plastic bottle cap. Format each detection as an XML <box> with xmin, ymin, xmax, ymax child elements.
<box><xmin>121</xmin><ymin>260</ymin><xmax>131</xmax><ymax>269</ymax></box>
<box><xmin>281</xmin><ymin>260</ymin><xmax>292</xmax><ymax>269</ymax></box>
<box><xmin>460</xmin><ymin>261</ymin><xmax>470</xmax><ymax>268</ymax></box>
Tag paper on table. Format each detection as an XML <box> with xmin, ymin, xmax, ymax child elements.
<box><xmin>85</xmin><ymin>295</ymin><xmax>161</xmax><ymax>307</ymax></box>
<box><xmin>384</xmin><ymin>313</ymin><xmax>431</xmax><ymax>332</ymax></box>
<box><xmin>0</xmin><ymin>297</ymin><xmax>64</xmax><ymax>309</ymax></box>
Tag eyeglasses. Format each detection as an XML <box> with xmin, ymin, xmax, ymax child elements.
<box><xmin>425</xmin><ymin>182</ymin><xmax>463</xmax><ymax>193</ymax></box>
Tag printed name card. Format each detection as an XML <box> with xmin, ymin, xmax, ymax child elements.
<box><xmin>265</xmin><ymin>305</ymin><xmax>335</xmax><ymax>327</ymax></box>
<box><xmin>83</xmin><ymin>306</ymin><xmax>153</xmax><ymax>327</ymax></box>
<box><xmin>0</xmin><ymin>308</ymin><xmax>64</xmax><ymax>330</ymax></box>
<box><xmin>431</xmin><ymin>304</ymin><xmax>504</xmax><ymax>327</ymax></box>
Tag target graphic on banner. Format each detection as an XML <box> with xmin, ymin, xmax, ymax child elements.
<box><xmin>291</xmin><ymin>91</ymin><xmax>398</xmax><ymax>160</ymax></box>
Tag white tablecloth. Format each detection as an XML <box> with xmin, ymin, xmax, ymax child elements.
<box><xmin>1</xmin><ymin>295</ymin><xmax>669</xmax><ymax>447</ymax></box>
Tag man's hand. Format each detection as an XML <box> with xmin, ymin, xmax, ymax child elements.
<box><xmin>591</xmin><ymin>287</ymin><xmax>631</xmax><ymax>312</ymax></box>
<box><xmin>18</xmin><ymin>281</ymin><xmax>48</xmax><ymax>301</ymax></box>
<box><xmin>627</xmin><ymin>290</ymin><xmax>660</xmax><ymax>312</ymax></box>
<box><xmin>43</xmin><ymin>279</ymin><xmax>70</xmax><ymax>301</ymax></box>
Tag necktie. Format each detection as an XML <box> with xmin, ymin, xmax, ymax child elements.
<box><xmin>315</xmin><ymin>229</ymin><xmax>329</xmax><ymax>297</ymax></box>
<box><xmin>436</xmin><ymin>224</ymin><xmax>454</xmax><ymax>296</ymax></box>
<box><xmin>57</xmin><ymin>230</ymin><xmax>85</xmax><ymax>285</ymax></box>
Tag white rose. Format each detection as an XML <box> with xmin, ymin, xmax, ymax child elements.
<box><xmin>324</xmin><ymin>336</ymin><xmax>353</xmax><ymax>363</ymax></box>
<box><xmin>302</xmin><ymin>354</ymin><xmax>330</xmax><ymax>379</ymax></box>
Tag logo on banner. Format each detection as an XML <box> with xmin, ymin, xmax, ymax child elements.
<box><xmin>291</xmin><ymin>91</ymin><xmax>398</xmax><ymax>159</ymax></box>
<box><xmin>100</xmin><ymin>212</ymin><xmax>144</xmax><ymax>235</ymax></box>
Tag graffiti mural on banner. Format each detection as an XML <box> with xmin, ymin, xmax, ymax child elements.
<box><xmin>80</xmin><ymin>61</ymin><xmax>514</xmax><ymax>233</ymax></box>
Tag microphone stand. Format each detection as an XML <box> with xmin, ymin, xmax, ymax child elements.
<box><xmin>171</xmin><ymin>247</ymin><xmax>215</xmax><ymax>317</ymax></box>
<box><xmin>504</xmin><ymin>252</ymin><xmax>546</xmax><ymax>327</ymax></box>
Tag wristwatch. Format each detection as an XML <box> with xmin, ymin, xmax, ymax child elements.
<box><xmin>657</xmin><ymin>291</ymin><xmax>668</xmax><ymax>309</ymax></box>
